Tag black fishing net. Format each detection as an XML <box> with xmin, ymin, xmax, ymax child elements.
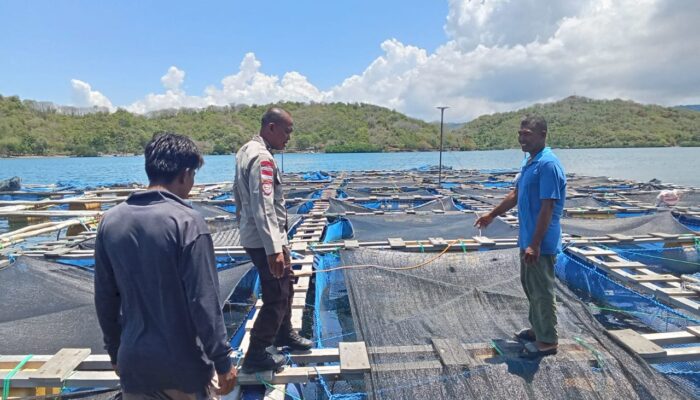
<box><xmin>191</xmin><ymin>202</ymin><xmax>232</xmax><ymax>219</ymax></box>
<box><xmin>343</xmin><ymin>188</ymin><xmax>437</xmax><ymax>198</ymax></box>
<box><xmin>344</xmin><ymin>180</ymin><xmax>425</xmax><ymax>189</ymax></box>
<box><xmin>212</xmin><ymin>228</ymin><xmax>241</xmax><ymax>247</ymax></box>
<box><xmin>340</xmin><ymin>248</ymin><xmax>693</xmax><ymax>399</ymax></box>
<box><xmin>341</xmin><ymin>213</ymin><xmax>517</xmax><ymax>242</ymax></box>
<box><xmin>567</xmin><ymin>176</ymin><xmax>632</xmax><ymax>190</ymax></box>
<box><xmin>411</xmin><ymin>197</ymin><xmax>461</xmax><ymax>212</ymax></box>
<box><xmin>0</xmin><ymin>256</ymin><xmax>251</xmax><ymax>355</ymax></box>
<box><xmin>451</xmin><ymin>187</ymin><xmax>512</xmax><ymax>197</ymax></box>
<box><xmin>566</xmin><ymin>197</ymin><xmax>606</xmax><ymax>208</ymax></box>
<box><xmin>327</xmin><ymin>198</ymin><xmax>383</xmax><ymax>214</ymax></box>
<box><xmin>285</xmin><ymin>189</ymin><xmax>318</xmax><ymax>199</ymax></box>
<box><xmin>618</xmin><ymin>192</ymin><xmax>700</xmax><ymax>208</ymax></box>
<box><xmin>561</xmin><ymin>212</ymin><xmax>693</xmax><ymax>237</ymax></box>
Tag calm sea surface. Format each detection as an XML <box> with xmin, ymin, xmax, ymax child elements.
<box><xmin>1</xmin><ymin>147</ymin><xmax>698</xmax><ymax>188</ymax></box>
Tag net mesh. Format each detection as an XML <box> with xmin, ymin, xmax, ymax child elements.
<box><xmin>561</xmin><ymin>212</ymin><xmax>693</xmax><ymax>237</ymax></box>
<box><xmin>0</xmin><ymin>256</ymin><xmax>252</xmax><ymax>355</ymax></box>
<box><xmin>334</xmin><ymin>213</ymin><xmax>517</xmax><ymax>242</ymax></box>
<box><xmin>338</xmin><ymin>247</ymin><xmax>694</xmax><ymax>399</ymax></box>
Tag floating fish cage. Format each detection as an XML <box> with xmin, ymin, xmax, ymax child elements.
<box><xmin>1</xmin><ymin>168</ymin><xmax>700</xmax><ymax>399</ymax></box>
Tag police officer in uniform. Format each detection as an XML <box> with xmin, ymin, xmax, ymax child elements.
<box><xmin>234</xmin><ymin>107</ymin><xmax>313</xmax><ymax>373</ymax></box>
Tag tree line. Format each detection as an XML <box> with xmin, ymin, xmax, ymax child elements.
<box><xmin>0</xmin><ymin>94</ymin><xmax>698</xmax><ymax>157</ymax></box>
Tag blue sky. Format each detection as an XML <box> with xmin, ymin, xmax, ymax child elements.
<box><xmin>1</xmin><ymin>0</ymin><xmax>447</xmax><ymax>105</ymax></box>
<box><xmin>1</xmin><ymin>0</ymin><xmax>698</xmax><ymax>122</ymax></box>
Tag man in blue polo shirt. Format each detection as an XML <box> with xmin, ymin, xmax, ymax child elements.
<box><xmin>475</xmin><ymin>115</ymin><xmax>566</xmax><ymax>358</ymax></box>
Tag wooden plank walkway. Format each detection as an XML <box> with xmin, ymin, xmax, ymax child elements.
<box><xmin>609</xmin><ymin>326</ymin><xmax>700</xmax><ymax>363</ymax></box>
<box><xmin>566</xmin><ymin>244</ymin><xmax>700</xmax><ymax>316</ymax></box>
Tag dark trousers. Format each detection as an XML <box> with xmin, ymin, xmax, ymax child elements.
<box><xmin>520</xmin><ymin>251</ymin><xmax>558</xmax><ymax>343</ymax></box>
<box><xmin>245</xmin><ymin>247</ymin><xmax>294</xmax><ymax>351</ymax></box>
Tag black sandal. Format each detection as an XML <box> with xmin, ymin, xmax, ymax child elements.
<box><xmin>514</xmin><ymin>328</ymin><xmax>536</xmax><ymax>341</ymax></box>
<box><xmin>519</xmin><ymin>341</ymin><xmax>558</xmax><ymax>359</ymax></box>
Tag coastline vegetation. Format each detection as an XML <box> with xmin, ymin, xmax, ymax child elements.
<box><xmin>0</xmin><ymin>94</ymin><xmax>698</xmax><ymax>157</ymax></box>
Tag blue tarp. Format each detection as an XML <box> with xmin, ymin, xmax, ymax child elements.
<box><xmin>303</xmin><ymin>171</ymin><xmax>332</xmax><ymax>181</ymax></box>
<box><xmin>322</xmin><ymin>218</ymin><xmax>353</xmax><ymax>243</ymax></box>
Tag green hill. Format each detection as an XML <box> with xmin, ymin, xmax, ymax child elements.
<box><xmin>0</xmin><ymin>95</ymin><xmax>470</xmax><ymax>156</ymax></box>
<box><xmin>456</xmin><ymin>96</ymin><xmax>700</xmax><ymax>149</ymax></box>
<box><xmin>1</xmin><ymin>94</ymin><xmax>699</xmax><ymax>157</ymax></box>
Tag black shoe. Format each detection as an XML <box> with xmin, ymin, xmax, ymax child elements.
<box><xmin>274</xmin><ymin>330</ymin><xmax>313</xmax><ymax>351</ymax></box>
<box><xmin>241</xmin><ymin>349</ymin><xmax>286</xmax><ymax>373</ymax></box>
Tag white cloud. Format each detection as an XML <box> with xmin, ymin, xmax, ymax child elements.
<box><xmin>71</xmin><ymin>0</ymin><xmax>700</xmax><ymax>122</ymax></box>
<box><xmin>160</xmin><ymin>66</ymin><xmax>185</xmax><ymax>91</ymax></box>
<box><xmin>70</xmin><ymin>79</ymin><xmax>114</xmax><ymax>110</ymax></box>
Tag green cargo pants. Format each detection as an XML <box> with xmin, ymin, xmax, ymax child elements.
<box><xmin>520</xmin><ymin>251</ymin><xmax>558</xmax><ymax>344</ymax></box>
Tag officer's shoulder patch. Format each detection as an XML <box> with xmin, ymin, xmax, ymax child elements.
<box><xmin>262</xmin><ymin>182</ymin><xmax>273</xmax><ymax>196</ymax></box>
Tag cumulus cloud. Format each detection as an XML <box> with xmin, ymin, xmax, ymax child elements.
<box><xmin>70</xmin><ymin>79</ymin><xmax>114</xmax><ymax>110</ymax></box>
<box><xmin>71</xmin><ymin>0</ymin><xmax>700</xmax><ymax>121</ymax></box>
<box><xmin>160</xmin><ymin>66</ymin><xmax>185</xmax><ymax>91</ymax></box>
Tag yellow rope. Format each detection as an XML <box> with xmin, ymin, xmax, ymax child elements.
<box><xmin>313</xmin><ymin>240</ymin><xmax>458</xmax><ymax>274</ymax></box>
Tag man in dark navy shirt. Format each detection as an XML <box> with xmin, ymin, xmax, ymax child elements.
<box><xmin>475</xmin><ymin>116</ymin><xmax>566</xmax><ymax>359</ymax></box>
<box><xmin>94</xmin><ymin>132</ymin><xmax>237</xmax><ymax>399</ymax></box>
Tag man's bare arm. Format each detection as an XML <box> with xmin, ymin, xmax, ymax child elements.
<box><xmin>474</xmin><ymin>189</ymin><xmax>517</xmax><ymax>228</ymax></box>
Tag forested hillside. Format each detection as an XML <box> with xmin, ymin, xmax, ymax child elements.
<box><xmin>0</xmin><ymin>96</ymin><xmax>468</xmax><ymax>156</ymax></box>
<box><xmin>457</xmin><ymin>96</ymin><xmax>700</xmax><ymax>149</ymax></box>
<box><xmin>1</xmin><ymin>95</ymin><xmax>698</xmax><ymax>156</ymax></box>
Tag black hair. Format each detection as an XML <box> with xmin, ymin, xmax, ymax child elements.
<box><xmin>520</xmin><ymin>115</ymin><xmax>548</xmax><ymax>134</ymax></box>
<box><xmin>144</xmin><ymin>132</ymin><xmax>204</xmax><ymax>184</ymax></box>
<box><xmin>261</xmin><ymin>107</ymin><xmax>291</xmax><ymax>128</ymax></box>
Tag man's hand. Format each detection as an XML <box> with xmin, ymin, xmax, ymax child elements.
<box><xmin>524</xmin><ymin>245</ymin><xmax>541</xmax><ymax>264</ymax></box>
<box><xmin>283</xmin><ymin>247</ymin><xmax>295</xmax><ymax>276</ymax></box>
<box><xmin>267</xmin><ymin>253</ymin><xmax>285</xmax><ymax>279</ymax></box>
<box><xmin>474</xmin><ymin>213</ymin><xmax>494</xmax><ymax>229</ymax></box>
<box><xmin>216</xmin><ymin>366</ymin><xmax>238</xmax><ymax>395</ymax></box>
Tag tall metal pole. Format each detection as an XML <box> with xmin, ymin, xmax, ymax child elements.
<box><xmin>436</xmin><ymin>106</ymin><xmax>449</xmax><ymax>184</ymax></box>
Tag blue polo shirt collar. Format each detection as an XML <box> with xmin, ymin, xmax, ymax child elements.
<box><xmin>523</xmin><ymin>147</ymin><xmax>551</xmax><ymax>167</ymax></box>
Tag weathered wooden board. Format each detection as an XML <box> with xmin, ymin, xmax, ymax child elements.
<box><xmin>608</xmin><ymin>329</ymin><xmax>667</xmax><ymax>358</ymax></box>
<box><xmin>339</xmin><ymin>342</ymin><xmax>371</xmax><ymax>374</ymax></box>
<box><xmin>29</xmin><ymin>348</ymin><xmax>91</xmax><ymax>386</ymax></box>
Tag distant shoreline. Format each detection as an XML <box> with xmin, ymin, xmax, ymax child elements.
<box><xmin>1</xmin><ymin>145</ymin><xmax>697</xmax><ymax>160</ymax></box>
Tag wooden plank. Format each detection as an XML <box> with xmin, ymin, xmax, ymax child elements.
<box><xmin>472</xmin><ymin>236</ymin><xmax>495</xmax><ymax>246</ymax></box>
<box><xmin>290</xmin><ymin>242</ymin><xmax>308</xmax><ymax>252</ymax></box>
<box><xmin>339</xmin><ymin>342</ymin><xmax>371</xmax><ymax>374</ymax></box>
<box><xmin>601</xmin><ymin>260</ymin><xmax>647</xmax><ymax>269</ymax></box>
<box><xmin>372</xmin><ymin>361</ymin><xmax>441</xmax><ymax>373</ymax></box>
<box><xmin>368</xmin><ymin>345</ymin><xmax>434</xmax><ymax>355</ymax></box>
<box><xmin>256</xmin><ymin>297</ymin><xmax>306</xmax><ymax>310</ymax></box>
<box><xmin>294</xmin><ymin>276</ymin><xmax>310</xmax><ymax>291</ymax></box>
<box><xmin>646</xmin><ymin>347</ymin><xmax>700</xmax><ymax>364</ymax></box>
<box><xmin>607</xmin><ymin>233</ymin><xmax>634</xmax><ymax>242</ymax></box>
<box><xmin>428</xmin><ymin>237</ymin><xmax>447</xmax><ymax>246</ymax></box>
<box><xmin>63</xmin><ymin>371</ymin><xmax>119</xmax><ymax>388</ymax></box>
<box><xmin>686</xmin><ymin>326</ymin><xmax>700</xmax><ymax>338</ymax></box>
<box><xmin>630</xmin><ymin>274</ymin><xmax>681</xmax><ymax>283</ymax></box>
<box><xmin>291</xmin><ymin>309</ymin><xmax>303</xmax><ymax>330</ymax></box>
<box><xmin>569</xmin><ymin>246</ymin><xmax>616</xmax><ymax>257</ymax></box>
<box><xmin>650</xmin><ymin>232</ymin><xmax>680</xmax><ymax>239</ymax></box>
<box><xmin>608</xmin><ymin>329</ymin><xmax>667</xmax><ymax>358</ymax></box>
<box><xmin>643</xmin><ymin>331</ymin><xmax>698</xmax><ymax>345</ymax></box>
<box><xmin>29</xmin><ymin>349</ymin><xmax>91</xmax><ymax>386</ymax></box>
<box><xmin>236</xmin><ymin>365</ymin><xmax>343</xmax><ymax>385</ymax></box>
<box><xmin>388</xmin><ymin>238</ymin><xmax>406</xmax><ymax>249</ymax></box>
<box><xmin>431</xmin><ymin>338</ymin><xmax>471</xmax><ymax>367</ymax></box>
